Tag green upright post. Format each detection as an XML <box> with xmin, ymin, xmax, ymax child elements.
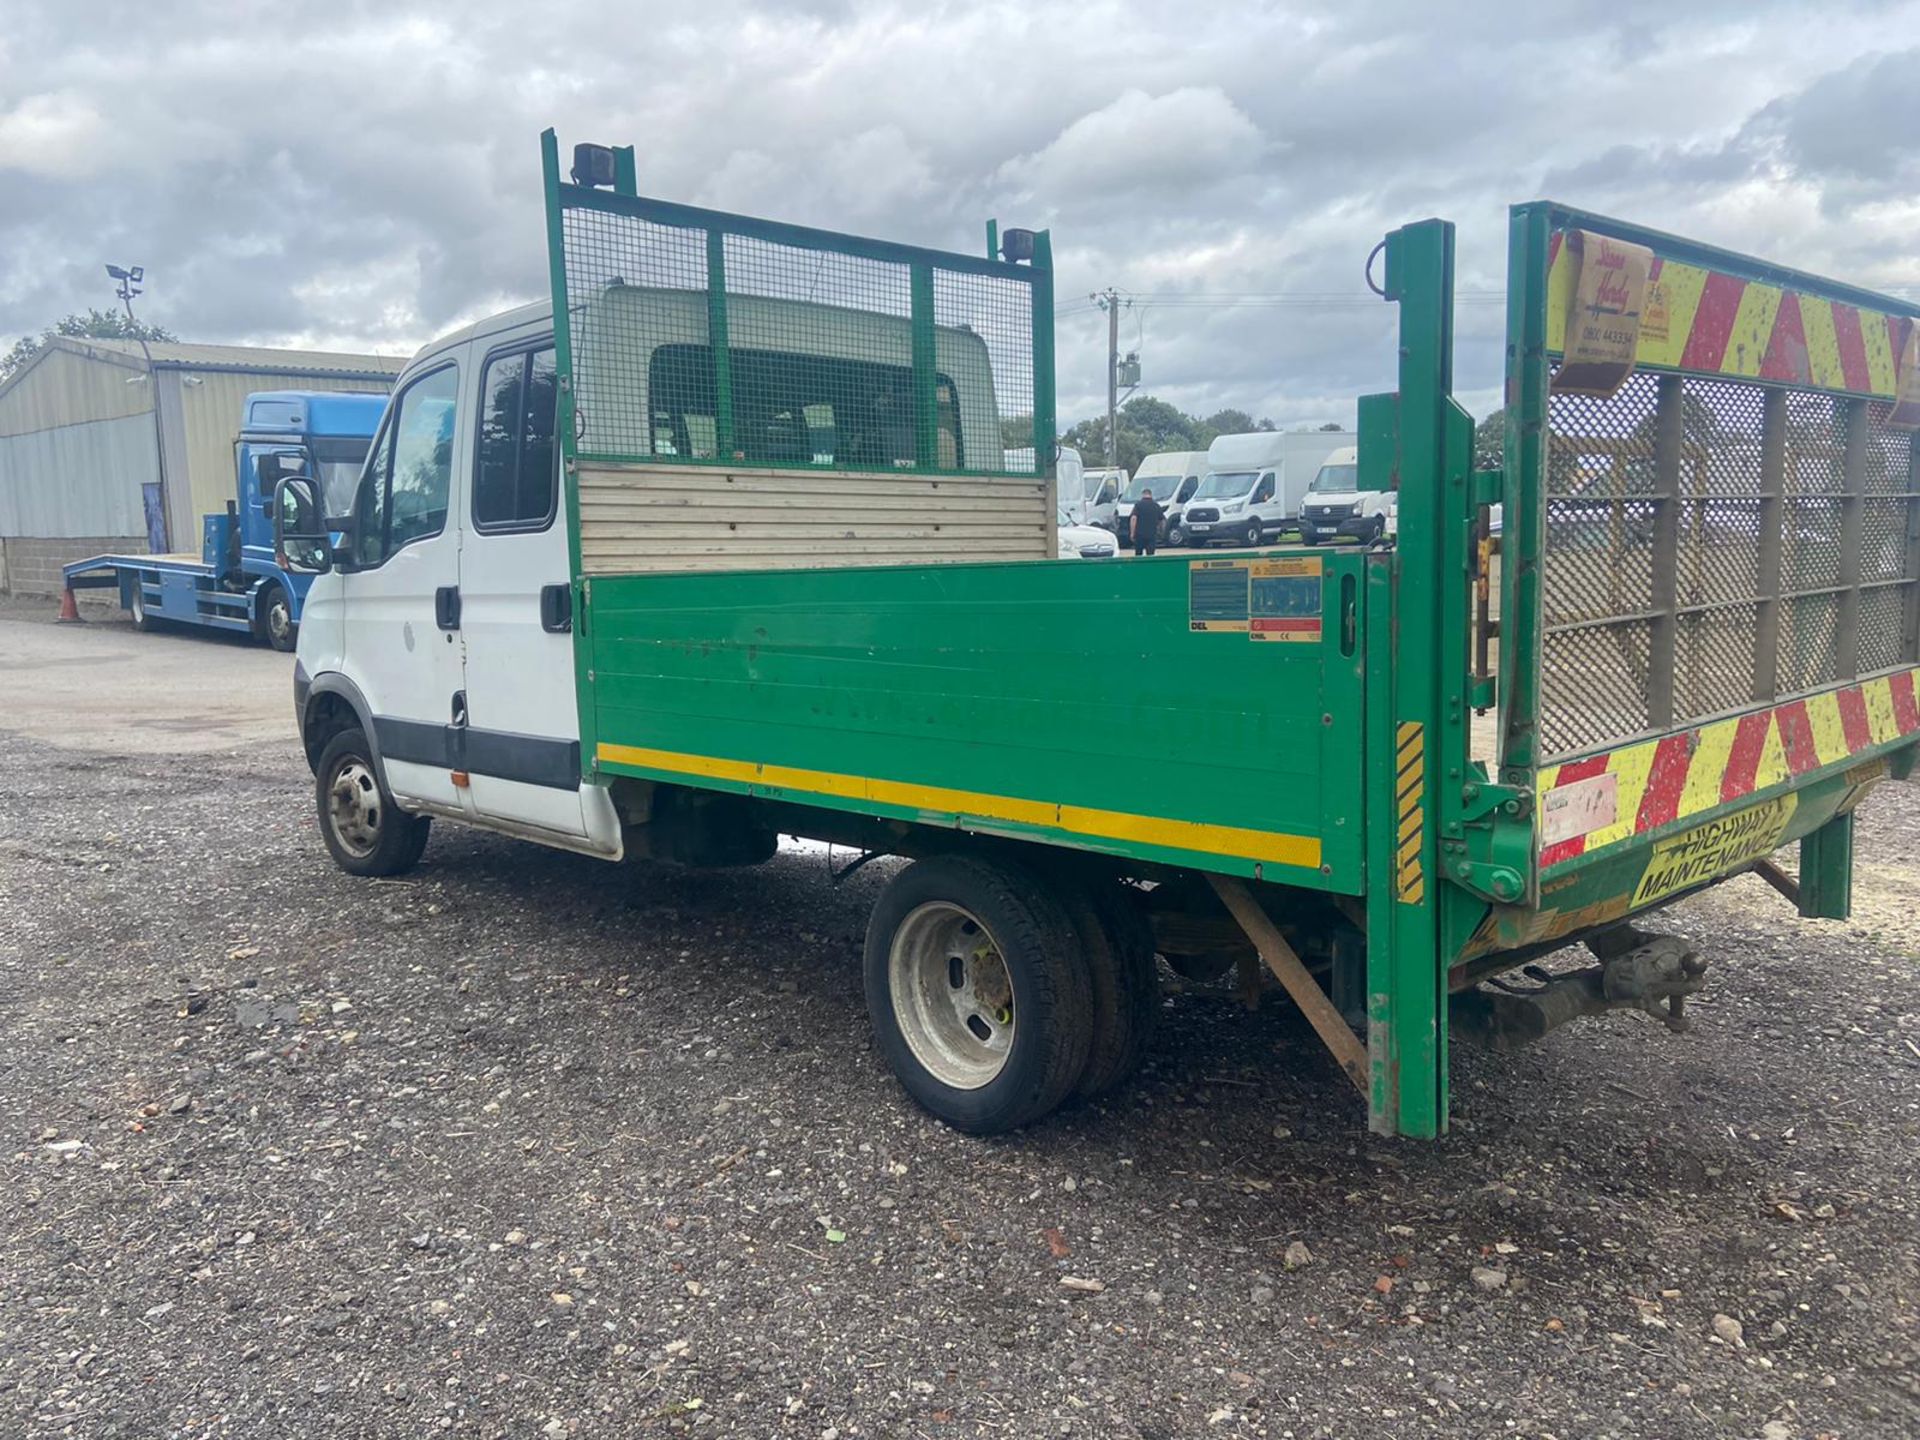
<box><xmin>1029</xmin><ymin>230</ymin><xmax>1056</xmax><ymax>478</ymax></box>
<box><xmin>1797</xmin><ymin>814</ymin><xmax>1854</xmax><ymax>920</ymax></box>
<box><xmin>612</xmin><ymin>146</ymin><xmax>639</xmax><ymax>197</ymax></box>
<box><xmin>1363</xmin><ymin>219</ymin><xmax>1466</xmax><ymax>1139</ymax></box>
<box><xmin>706</xmin><ymin>231</ymin><xmax>734</xmax><ymax>463</ymax></box>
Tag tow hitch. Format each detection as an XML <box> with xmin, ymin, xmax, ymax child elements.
<box><xmin>1454</xmin><ymin>926</ymin><xmax>1709</xmax><ymax>1052</ymax></box>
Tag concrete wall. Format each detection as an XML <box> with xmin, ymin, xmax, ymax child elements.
<box><xmin>0</xmin><ymin>534</ymin><xmax>147</xmax><ymax>602</ymax></box>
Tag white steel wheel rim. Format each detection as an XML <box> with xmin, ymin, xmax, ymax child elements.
<box><xmin>327</xmin><ymin>758</ymin><xmax>383</xmax><ymax>858</ymax></box>
<box><xmin>131</xmin><ymin>589</ymin><xmax>146</xmax><ymax>623</ymax></box>
<box><xmin>267</xmin><ymin>594</ymin><xmax>292</xmax><ymax>644</ymax></box>
<box><xmin>889</xmin><ymin>901</ymin><xmax>1016</xmax><ymax>1090</ymax></box>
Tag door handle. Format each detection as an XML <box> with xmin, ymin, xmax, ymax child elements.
<box><xmin>434</xmin><ymin>585</ymin><xmax>461</xmax><ymax>630</ymax></box>
<box><xmin>540</xmin><ymin>583</ymin><xmax>572</xmax><ymax>633</ymax></box>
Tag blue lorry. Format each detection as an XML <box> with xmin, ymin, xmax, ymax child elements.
<box><xmin>62</xmin><ymin>390</ymin><xmax>386</xmax><ymax>650</ymax></box>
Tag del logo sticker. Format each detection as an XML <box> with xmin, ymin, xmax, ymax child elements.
<box><xmin>1630</xmin><ymin>795</ymin><xmax>1796</xmax><ymax>907</ymax></box>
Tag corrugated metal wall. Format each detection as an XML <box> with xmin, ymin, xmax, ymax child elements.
<box><xmin>0</xmin><ymin>347</ymin><xmax>151</xmax><ymax>437</ymax></box>
<box><xmin>0</xmin><ymin>413</ymin><xmax>156</xmax><ymax>537</ymax></box>
<box><xmin>1</xmin><ymin>347</ymin><xmax>396</xmax><ymax>546</ymax></box>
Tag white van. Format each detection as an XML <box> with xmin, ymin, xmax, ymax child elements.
<box><xmin>1298</xmin><ymin>445</ymin><xmax>1392</xmax><ymax>544</ymax></box>
<box><xmin>1180</xmin><ymin>431</ymin><xmax>1351</xmax><ymax>547</ymax></box>
<box><xmin>1081</xmin><ymin>467</ymin><xmax>1126</xmax><ymax>532</ymax></box>
<box><xmin>289</xmin><ymin>290</ymin><xmax>1043</xmax><ymax>865</ymax></box>
<box><xmin>1116</xmin><ymin>450</ymin><xmax>1207</xmax><ymax>546</ymax></box>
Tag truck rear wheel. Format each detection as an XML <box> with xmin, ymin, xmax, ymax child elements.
<box><xmin>1058</xmin><ymin>877</ymin><xmax>1160</xmax><ymax>1098</ymax></box>
<box><xmin>864</xmin><ymin>854</ymin><xmax>1093</xmax><ymax>1134</ymax></box>
<box><xmin>256</xmin><ymin>582</ymin><xmax>297</xmax><ymax>652</ymax></box>
<box><xmin>315</xmin><ymin>727</ymin><xmax>431</xmax><ymax>877</ymax></box>
<box><xmin>129</xmin><ymin>586</ymin><xmax>158</xmax><ymax>632</ymax></box>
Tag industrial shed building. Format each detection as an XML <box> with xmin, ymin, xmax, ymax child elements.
<box><xmin>0</xmin><ymin>337</ymin><xmax>403</xmax><ymax>597</ymax></box>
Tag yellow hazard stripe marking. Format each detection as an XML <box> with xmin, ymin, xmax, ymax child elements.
<box><xmin>595</xmin><ymin>742</ymin><xmax>1322</xmax><ymax>871</ymax></box>
<box><xmin>1395</xmin><ymin>721</ymin><xmax>1425</xmax><ymax>905</ymax></box>
<box><xmin>1537</xmin><ymin>668</ymin><xmax>1920</xmax><ymax>863</ymax></box>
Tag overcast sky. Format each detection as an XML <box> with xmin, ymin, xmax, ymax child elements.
<box><xmin>2</xmin><ymin>0</ymin><xmax>1916</xmax><ymax>428</ymax></box>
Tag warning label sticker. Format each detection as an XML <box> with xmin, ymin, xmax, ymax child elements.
<box><xmin>1249</xmin><ymin>556</ymin><xmax>1323</xmax><ymax>643</ymax></box>
<box><xmin>1188</xmin><ymin>558</ymin><xmax>1250</xmax><ymax>632</ymax></box>
<box><xmin>1630</xmin><ymin>795</ymin><xmax>1797</xmax><ymax>907</ymax></box>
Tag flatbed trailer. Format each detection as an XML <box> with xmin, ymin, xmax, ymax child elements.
<box><xmin>281</xmin><ymin>132</ymin><xmax>1920</xmax><ymax>1139</ymax></box>
<box><xmin>63</xmin><ymin>390</ymin><xmax>384</xmax><ymax>649</ymax></box>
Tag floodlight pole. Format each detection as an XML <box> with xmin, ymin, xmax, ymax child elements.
<box><xmin>109</xmin><ymin>264</ymin><xmax>171</xmax><ymax>550</ymax></box>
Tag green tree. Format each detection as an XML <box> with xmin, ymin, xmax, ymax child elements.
<box><xmin>1</xmin><ymin>309</ymin><xmax>180</xmax><ymax>382</ymax></box>
<box><xmin>1474</xmin><ymin>408</ymin><xmax>1506</xmax><ymax>470</ymax></box>
<box><xmin>1203</xmin><ymin>408</ymin><xmax>1265</xmax><ymax>436</ymax></box>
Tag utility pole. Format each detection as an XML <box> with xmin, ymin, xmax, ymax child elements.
<box><xmin>1092</xmin><ymin>288</ymin><xmax>1126</xmax><ymax>468</ymax></box>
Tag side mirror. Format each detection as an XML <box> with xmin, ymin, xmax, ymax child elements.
<box><xmin>274</xmin><ymin>477</ymin><xmax>332</xmax><ymax>574</ymax></box>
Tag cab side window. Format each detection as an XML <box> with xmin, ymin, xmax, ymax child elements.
<box><xmin>474</xmin><ymin>345</ymin><xmax>558</xmax><ymax>530</ymax></box>
<box><xmin>355</xmin><ymin>365</ymin><xmax>458</xmax><ymax>567</ymax></box>
<box><xmin>1253</xmin><ymin>472</ymin><xmax>1275</xmax><ymax>503</ymax></box>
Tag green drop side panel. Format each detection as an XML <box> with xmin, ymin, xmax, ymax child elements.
<box><xmin>583</xmin><ymin>553</ymin><xmax>1370</xmax><ymax>888</ymax></box>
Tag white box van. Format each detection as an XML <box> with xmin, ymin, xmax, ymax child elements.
<box><xmin>1181</xmin><ymin>431</ymin><xmax>1352</xmax><ymax>548</ymax></box>
<box><xmin>1117</xmin><ymin>450</ymin><xmax>1207</xmax><ymax>546</ymax></box>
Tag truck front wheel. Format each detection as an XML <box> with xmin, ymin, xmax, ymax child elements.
<box><xmin>864</xmin><ymin>854</ymin><xmax>1093</xmax><ymax>1134</ymax></box>
<box><xmin>1242</xmin><ymin>520</ymin><xmax>1263</xmax><ymax>548</ymax></box>
<box><xmin>315</xmin><ymin>728</ymin><xmax>431</xmax><ymax>877</ymax></box>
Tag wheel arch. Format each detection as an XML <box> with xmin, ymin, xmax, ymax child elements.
<box><xmin>300</xmin><ymin>672</ymin><xmax>381</xmax><ymax>777</ymax></box>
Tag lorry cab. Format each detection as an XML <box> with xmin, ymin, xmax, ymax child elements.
<box><xmin>1117</xmin><ymin>449</ymin><xmax>1205</xmax><ymax>545</ymax></box>
<box><xmin>1298</xmin><ymin>445</ymin><xmax>1389</xmax><ymax>544</ymax></box>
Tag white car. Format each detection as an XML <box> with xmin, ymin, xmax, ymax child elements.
<box><xmin>1058</xmin><ymin>507</ymin><xmax>1116</xmax><ymax>559</ymax></box>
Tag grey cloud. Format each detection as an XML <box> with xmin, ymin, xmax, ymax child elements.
<box><xmin>2</xmin><ymin>0</ymin><xmax>1916</xmax><ymax>427</ymax></box>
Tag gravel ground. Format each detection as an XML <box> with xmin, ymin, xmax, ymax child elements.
<box><xmin>2</xmin><ymin>611</ymin><xmax>1919</xmax><ymax>1439</ymax></box>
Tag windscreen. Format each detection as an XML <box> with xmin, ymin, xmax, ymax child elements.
<box><xmin>1310</xmin><ymin>463</ymin><xmax>1359</xmax><ymax>493</ymax></box>
<box><xmin>1194</xmin><ymin>469</ymin><xmax>1256</xmax><ymax>500</ymax></box>
<box><xmin>312</xmin><ymin>436</ymin><xmax>373</xmax><ymax>518</ymax></box>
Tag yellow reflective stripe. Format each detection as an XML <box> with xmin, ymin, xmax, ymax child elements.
<box><xmin>596</xmin><ymin>742</ymin><xmax>1323</xmax><ymax>870</ymax></box>
<box><xmin>1863</xmin><ymin>312</ymin><xmax>1899</xmax><ymax>396</ymax></box>
<box><xmin>1800</xmin><ymin>296</ymin><xmax>1846</xmax><ymax>390</ymax></box>
<box><xmin>1581</xmin><ymin>738</ymin><xmax>1656</xmax><ymax>850</ymax></box>
<box><xmin>1722</xmin><ymin>283</ymin><xmax>1782</xmax><ymax>377</ymax></box>
<box><xmin>1864</xmin><ymin>675</ymin><xmax>1899</xmax><ymax>746</ymax></box>
<box><xmin>1752</xmin><ymin>711</ymin><xmax>1791</xmax><ymax>791</ymax></box>
<box><xmin>1804</xmin><ymin>690</ymin><xmax>1849</xmax><ymax>767</ymax></box>
<box><xmin>1677</xmin><ymin>714</ymin><xmax>1740</xmax><ymax>821</ymax></box>
<box><xmin>1639</xmin><ymin>260</ymin><xmax>1709</xmax><ymax>369</ymax></box>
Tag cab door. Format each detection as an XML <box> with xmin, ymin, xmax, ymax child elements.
<box><xmin>339</xmin><ymin>358</ymin><xmax>468</xmax><ymax>811</ymax></box>
<box><xmin>455</xmin><ymin>335</ymin><xmax>589</xmax><ymax>837</ymax></box>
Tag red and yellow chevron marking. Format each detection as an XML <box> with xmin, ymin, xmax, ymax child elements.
<box><xmin>1546</xmin><ymin>232</ymin><xmax>1916</xmax><ymax>402</ymax></box>
<box><xmin>1536</xmin><ymin>668</ymin><xmax>1920</xmax><ymax>870</ymax></box>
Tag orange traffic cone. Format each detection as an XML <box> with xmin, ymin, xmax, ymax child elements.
<box><xmin>56</xmin><ymin>587</ymin><xmax>83</xmax><ymax>623</ymax></box>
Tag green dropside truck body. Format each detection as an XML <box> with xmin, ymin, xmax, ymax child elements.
<box><xmin>539</xmin><ymin>131</ymin><xmax>1920</xmax><ymax>1138</ymax></box>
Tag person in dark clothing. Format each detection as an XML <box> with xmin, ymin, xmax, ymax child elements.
<box><xmin>1130</xmin><ymin>490</ymin><xmax>1164</xmax><ymax>557</ymax></box>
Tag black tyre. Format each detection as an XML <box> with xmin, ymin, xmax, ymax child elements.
<box><xmin>1166</xmin><ymin>522</ymin><xmax>1186</xmax><ymax>548</ymax></box>
<box><xmin>314</xmin><ymin>727</ymin><xmax>431</xmax><ymax>877</ymax></box>
<box><xmin>1057</xmin><ymin>877</ymin><xmax>1160</xmax><ymax>1098</ymax></box>
<box><xmin>864</xmin><ymin>854</ymin><xmax>1093</xmax><ymax>1134</ymax></box>
<box><xmin>256</xmin><ymin>582</ymin><xmax>298</xmax><ymax>652</ymax></box>
<box><xmin>1299</xmin><ymin>531</ymin><xmax>1320</xmax><ymax>547</ymax></box>
<box><xmin>1242</xmin><ymin>520</ymin><xmax>1263</xmax><ymax>548</ymax></box>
